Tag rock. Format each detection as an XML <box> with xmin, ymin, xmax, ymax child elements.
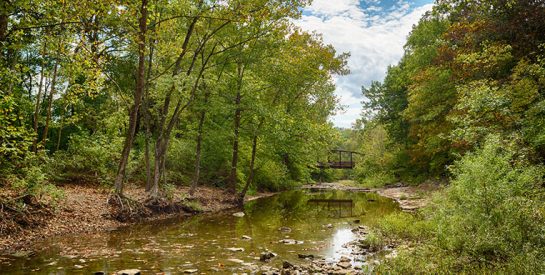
<box><xmin>339</xmin><ymin>256</ymin><xmax>351</xmax><ymax>262</ymax></box>
<box><xmin>74</xmin><ymin>265</ymin><xmax>83</xmax><ymax>269</ymax></box>
<box><xmin>241</xmin><ymin>235</ymin><xmax>252</xmax><ymax>240</ymax></box>
<box><xmin>259</xmin><ymin>251</ymin><xmax>277</xmax><ymax>262</ymax></box>
<box><xmin>232</xmin><ymin>212</ymin><xmax>245</xmax><ymax>217</ymax></box>
<box><xmin>116</xmin><ymin>269</ymin><xmax>141</xmax><ymax>275</ymax></box>
<box><xmin>279</xmin><ymin>239</ymin><xmax>303</xmax><ymax>245</ymax></box>
<box><xmin>11</xmin><ymin>250</ymin><xmax>36</xmax><ymax>258</ymax></box>
<box><xmin>94</xmin><ymin>272</ymin><xmax>105</xmax><ymax>275</ymax></box>
<box><xmin>282</xmin><ymin>261</ymin><xmax>294</xmax><ymax>269</ymax></box>
<box><xmin>226</xmin><ymin>247</ymin><xmax>244</xmax><ymax>252</ymax></box>
<box><xmin>297</xmin><ymin>254</ymin><xmax>314</xmax><ymax>259</ymax></box>
<box><xmin>337</xmin><ymin>261</ymin><xmax>351</xmax><ymax>269</ymax></box>
<box><xmin>278</xmin><ymin>226</ymin><xmax>292</xmax><ymax>233</ymax></box>
<box><xmin>183</xmin><ymin>269</ymin><xmax>198</xmax><ymax>273</ymax></box>
<box><xmin>324</xmin><ymin>223</ymin><xmax>333</xmax><ymax>228</ymax></box>
<box><xmin>353</xmin><ymin>219</ymin><xmax>360</xmax><ymax>223</ymax></box>
<box><xmin>228</xmin><ymin>258</ymin><xmax>245</xmax><ymax>264</ymax></box>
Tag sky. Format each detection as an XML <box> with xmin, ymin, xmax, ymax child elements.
<box><xmin>295</xmin><ymin>0</ymin><xmax>434</xmax><ymax>128</ymax></box>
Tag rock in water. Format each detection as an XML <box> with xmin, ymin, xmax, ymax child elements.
<box><xmin>116</xmin><ymin>269</ymin><xmax>141</xmax><ymax>275</ymax></box>
<box><xmin>226</xmin><ymin>247</ymin><xmax>244</xmax><ymax>252</ymax></box>
<box><xmin>241</xmin><ymin>235</ymin><xmax>252</xmax><ymax>240</ymax></box>
<box><xmin>278</xmin><ymin>226</ymin><xmax>292</xmax><ymax>233</ymax></box>
<box><xmin>228</xmin><ymin>258</ymin><xmax>245</xmax><ymax>264</ymax></box>
<box><xmin>232</xmin><ymin>212</ymin><xmax>245</xmax><ymax>217</ymax></box>
<box><xmin>339</xmin><ymin>256</ymin><xmax>351</xmax><ymax>262</ymax></box>
<box><xmin>183</xmin><ymin>269</ymin><xmax>198</xmax><ymax>273</ymax></box>
<box><xmin>260</xmin><ymin>251</ymin><xmax>277</xmax><ymax>262</ymax></box>
<box><xmin>279</xmin><ymin>239</ymin><xmax>304</xmax><ymax>245</ymax></box>
<box><xmin>337</xmin><ymin>261</ymin><xmax>352</xmax><ymax>269</ymax></box>
<box><xmin>282</xmin><ymin>261</ymin><xmax>294</xmax><ymax>269</ymax></box>
<box><xmin>298</xmin><ymin>254</ymin><xmax>314</xmax><ymax>259</ymax></box>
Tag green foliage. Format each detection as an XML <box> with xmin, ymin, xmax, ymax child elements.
<box><xmin>376</xmin><ymin>212</ymin><xmax>431</xmax><ymax>242</ymax></box>
<box><xmin>430</xmin><ymin>135</ymin><xmax>545</xmax><ymax>263</ymax></box>
<box><xmin>50</xmin><ymin>134</ymin><xmax>124</xmax><ymax>183</ymax></box>
<box><xmin>8</xmin><ymin>156</ymin><xmax>64</xmax><ymax>206</ymax></box>
<box><xmin>375</xmin><ymin>135</ymin><xmax>545</xmax><ymax>273</ymax></box>
<box><xmin>0</xmin><ymin>93</ymin><xmax>34</xmax><ymax>166</ymax></box>
<box><xmin>253</xmin><ymin>160</ymin><xmax>293</xmax><ymax>192</ymax></box>
<box><xmin>353</xmin><ymin>124</ymin><xmax>396</xmax><ymax>187</ymax></box>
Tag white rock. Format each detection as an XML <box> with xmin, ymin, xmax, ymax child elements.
<box><xmin>226</xmin><ymin>247</ymin><xmax>245</xmax><ymax>252</ymax></box>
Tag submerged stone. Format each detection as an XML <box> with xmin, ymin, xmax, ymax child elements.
<box><xmin>226</xmin><ymin>247</ymin><xmax>244</xmax><ymax>252</ymax></box>
<box><xmin>260</xmin><ymin>251</ymin><xmax>277</xmax><ymax>262</ymax></box>
<box><xmin>115</xmin><ymin>269</ymin><xmax>141</xmax><ymax>275</ymax></box>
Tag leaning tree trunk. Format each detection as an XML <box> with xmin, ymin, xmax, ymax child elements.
<box><xmin>114</xmin><ymin>0</ymin><xmax>148</xmax><ymax>195</ymax></box>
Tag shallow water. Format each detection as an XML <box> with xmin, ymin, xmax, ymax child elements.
<box><xmin>0</xmin><ymin>189</ymin><xmax>399</xmax><ymax>274</ymax></box>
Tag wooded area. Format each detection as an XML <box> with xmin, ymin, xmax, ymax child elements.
<box><xmin>345</xmin><ymin>0</ymin><xmax>545</xmax><ymax>273</ymax></box>
<box><xmin>2</xmin><ymin>0</ymin><xmax>545</xmax><ymax>273</ymax></box>
<box><xmin>0</xmin><ymin>0</ymin><xmax>348</xmax><ymax>206</ymax></box>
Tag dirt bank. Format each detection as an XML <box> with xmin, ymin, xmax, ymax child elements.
<box><xmin>374</xmin><ymin>183</ymin><xmax>441</xmax><ymax>211</ymax></box>
<box><xmin>0</xmin><ymin>184</ymin><xmax>274</xmax><ymax>255</ymax></box>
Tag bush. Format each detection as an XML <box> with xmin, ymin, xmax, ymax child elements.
<box><xmin>253</xmin><ymin>160</ymin><xmax>293</xmax><ymax>192</ymax></box>
<box><xmin>50</xmin><ymin>133</ymin><xmax>124</xmax><ymax>184</ymax></box>
<box><xmin>376</xmin><ymin>135</ymin><xmax>545</xmax><ymax>273</ymax></box>
<box><xmin>354</xmin><ymin>124</ymin><xmax>397</xmax><ymax>187</ymax></box>
<box><xmin>8</xmin><ymin>155</ymin><xmax>64</xmax><ymax>206</ymax></box>
<box><xmin>376</xmin><ymin>212</ymin><xmax>431</xmax><ymax>242</ymax></box>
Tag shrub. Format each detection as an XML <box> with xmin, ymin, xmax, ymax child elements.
<box><xmin>376</xmin><ymin>212</ymin><xmax>431</xmax><ymax>242</ymax></box>
<box><xmin>376</xmin><ymin>135</ymin><xmax>545</xmax><ymax>273</ymax></box>
<box><xmin>50</xmin><ymin>133</ymin><xmax>124</xmax><ymax>184</ymax></box>
<box><xmin>429</xmin><ymin>135</ymin><xmax>545</xmax><ymax>266</ymax></box>
<box><xmin>354</xmin><ymin>124</ymin><xmax>397</xmax><ymax>187</ymax></box>
<box><xmin>8</xmin><ymin>156</ymin><xmax>64</xmax><ymax>206</ymax></box>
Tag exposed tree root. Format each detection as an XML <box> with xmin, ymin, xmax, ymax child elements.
<box><xmin>145</xmin><ymin>196</ymin><xmax>202</xmax><ymax>215</ymax></box>
<box><xmin>108</xmin><ymin>193</ymin><xmax>203</xmax><ymax>222</ymax></box>
<box><xmin>108</xmin><ymin>194</ymin><xmax>151</xmax><ymax>222</ymax></box>
<box><xmin>0</xmin><ymin>194</ymin><xmax>52</xmax><ymax>236</ymax></box>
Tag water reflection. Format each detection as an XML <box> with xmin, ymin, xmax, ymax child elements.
<box><xmin>307</xmin><ymin>199</ymin><xmax>354</xmax><ymax>218</ymax></box>
<box><xmin>0</xmin><ymin>190</ymin><xmax>400</xmax><ymax>274</ymax></box>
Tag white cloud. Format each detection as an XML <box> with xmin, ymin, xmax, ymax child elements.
<box><xmin>296</xmin><ymin>1</ymin><xmax>434</xmax><ymax>128</ymax></box>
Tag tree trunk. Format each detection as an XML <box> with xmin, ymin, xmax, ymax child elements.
<box><xmin>0</xmin><ymin>5</ymin><xmax>7</xmax><ymax>60</ymax></box>
<box><xmin>238</xmin><ymin>134</ymin><xmax>258</xmax><ymax>205</ymax></box>
<box><xmin>32</xmin><ymin>50</ymin><xmax>46</xmax><ymax>152</ymax></box>
<box><xmin>56</xmin><ymin>112</ymin><xmax>64</xmax><ymax>151</ymax></box>
<box><xmin>228</xmin><ymin>63</ymin><xmax>244</xmax><ymax>194</ymax></box>
<box><xmin>144</xmin><ymin>31</ymin><xmax>155</xmax><ymax>192</ymax></box>
<box><xmin>41</xmin><ymin>61</ymin><xmax>59</xmax><ymax>149</ymax></box>
<box><xmin>149</xmin><ymin>43</ymin><xmax>215</xmax><ymax>198</ymax></box>
<box><xmin>114</xmin><ymin>0</ymin><xmax>148</xmax><ymax>195</ymax></box>
<box><xmin>189</xmin><ymin>89</ymin><xmax>210</xmax><ymax>196</ymax></box>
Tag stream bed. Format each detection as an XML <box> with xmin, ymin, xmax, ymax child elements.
<box><xmin>0</xmin><ymin>189</ymin><xmax>400</xmax><ymax>274</ymax></box>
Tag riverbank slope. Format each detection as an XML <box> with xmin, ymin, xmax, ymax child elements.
<box><xmin>0</xmin><ymin>184</ymin><xmax>273</xmax><ymax>255</ymax></box>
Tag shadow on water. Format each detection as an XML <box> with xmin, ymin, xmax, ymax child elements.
<box><xmin>0</xmin><ymin>189</ymin><xmax>400</xmax><ymax>274</ymax></box>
